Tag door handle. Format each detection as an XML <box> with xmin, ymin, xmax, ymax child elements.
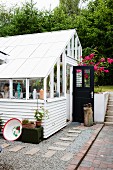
<box><xmin>90</xmin><ymin>91</ymin><xmax>93</xmax><ymax>98</ymax></box>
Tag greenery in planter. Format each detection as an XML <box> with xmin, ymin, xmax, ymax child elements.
<box><xmin>22</xmin><ymin>119</ymin><xmax>29</xmax><ymax>125</ymax></box>
<box><xmin>22</xmin><ymin>119</ymin><xmax>35</xmax><ymax>128</ymax></box>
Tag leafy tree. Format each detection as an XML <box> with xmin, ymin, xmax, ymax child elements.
<box><xmin>59</xmin><ymin>0</ymin><xmax>80</xmax><ymax>15</ymax></box>
<box><xmin>51</xmin><ymin>6</ymin><xmax>74</xmax><ymax>31</ymax></box>
<box><xmin>0</xmin><ymin>5</ymin><xmax>14</xmax><ymax>36</ymax></box>
<box><xmin>75</xmin><ymin>0</ymin><xmax>113</xmax><ymax>58</ymax></box>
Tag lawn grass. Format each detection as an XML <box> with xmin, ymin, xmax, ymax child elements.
<box><xmin>94</xmin><ymin>85</ymin><xmax>113</xmax><ymax>92</ymax></box>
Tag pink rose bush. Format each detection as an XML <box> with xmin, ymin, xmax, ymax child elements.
<box><xmin>79</xmin><ymin>53</ymin><xmax>113</xmax><ymax>84</ymax></box>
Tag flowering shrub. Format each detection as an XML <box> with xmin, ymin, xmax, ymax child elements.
<box><xmin>79</xmin><ymin>53</ymin><xmax>113</xmax><ymax>84</ymax></box>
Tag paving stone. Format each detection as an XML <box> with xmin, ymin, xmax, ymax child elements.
<box><xmin>66</xmin><ymin>133</ymin><xmax>78</xmax><ymax>137</ymax></box>
<box><xmin>25</xmin><ymin>148</ymin><xmax>40</xmax><ymax>155</ymax></box>
<box><xmin>42</xmin><ymin>150</ymin><xmax>56</xmax><ymax>158</ymax></box>
<box><xmin>61</xmin><ymin>153</ymin><xmax>73</xmax><ymax>161</ymax></box>
<box><xmin>73</xmin><ymin>127</ymin><xmax>85</xmax><ymax>130</ymax></box>
<box><xmin>48</xmin><ymin>146</ymin><xmax>66</xmax><ymax>151</ymax></box>
<box><xmin>9</xmin><ymin>145</ymin><xmax>25</xmax><ymax>152</ymax></box>
<box><xmin>1</xmin><ymin>143</ymin><xmax>10</xmax><ymax>149</ymax></box>
<box><xmin>60</xmin><ymin>137</ymin><xmax>75</xmax><ymax>141</ymax></box>
<box><xmin>54</xmin><ymin>142</ymin><xmax>71</xmax><ymax>146</ymax></box>
<box><xmin>68</xmin><ymin>130</ymin><xmax>81</xmax><ymax>133</ymax></box>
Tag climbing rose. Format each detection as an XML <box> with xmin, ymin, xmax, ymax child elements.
<box><xmin>100</xmin><ymin>58</ymin><xmax>105</xmax><ymax>62</ymax></box>
<box><xmin>94</xmin><ymin>65</ymin><xmax>98</xmax><ymax>71</ymax></box>
<box><xmin>89</xmin><ymin>53</ymin><xmax>95</xmax><ymax>59</ymax></box>
<box><xmin>76</xmin><ymin>70</ymin><xmax>81</xmax><ymax>73</ymax></box>
<box><xmin>81</xmin><ymin>52</ymin><xmax>112</xmax><ymax>83</ymax></box>
<box><xmin>84</xmin><ymin>73</ymin><xmax>89</xmax><ymax>79</ymax></box>
<box><xmin>99</xmin><ymin>67</ymin><xmax>104</xmax><ymax>72</ymax></box>
<box><xmin>104</xmin><ymin>70</ymin><xmax>109</xmax><ymax>73</ymax></box>
<box><xmin>107</xmin><ymin>58</ymin><xmax>113</xmax><ymax>64</ymax></box>
<box><xmin>84</xmin><ymin>56</ymin><xmax>91</xmax><ymax>60</ymax></box>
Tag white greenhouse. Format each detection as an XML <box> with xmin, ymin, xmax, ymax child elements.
<box><xmin>0</xmin><ymin>29</ymin><xmax>82</xmax><ymax>138</ymax></box>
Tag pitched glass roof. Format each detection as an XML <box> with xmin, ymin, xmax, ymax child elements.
<box><xmin>0</xmin><ymin>29</ymin><xmax>75</xmax><ymax>79</ymax></box>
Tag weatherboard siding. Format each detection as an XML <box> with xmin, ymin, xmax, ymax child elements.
<box><xmin>0</xmin><ymin>98</ymin><xmax>66</xmax><ymax>138</ymax></box>
<box><xmin>0</xmin><ymin>99</ymin><xmax>44</xmax><ymax>123</ymax></box>
<box><xmin>43</xmin><ymin>98</ymin><xmax>67</xmax><ymax>138</ymax></box>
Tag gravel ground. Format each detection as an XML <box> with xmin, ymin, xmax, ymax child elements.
<box><xmin>0</xmin><ymin>123</ymin><xmax>94</xmax><ymax>170</ymax></box>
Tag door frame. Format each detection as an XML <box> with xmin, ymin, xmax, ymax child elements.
<box><xmin>72</xmin><ymin>66</ymin><xmax>94</xmax><ymax>122</ymax></box>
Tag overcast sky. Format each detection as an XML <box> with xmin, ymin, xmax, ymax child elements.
<box><xmin>0</xmin><ymin>0</ymin><xmax>59</xmax><ymax>10</ymax></box>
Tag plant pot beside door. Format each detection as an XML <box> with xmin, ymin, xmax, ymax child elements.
<box><xmin>34</xmin><ymin>106</ymin><xmax>49</xmax><ymax>127</ymax></box>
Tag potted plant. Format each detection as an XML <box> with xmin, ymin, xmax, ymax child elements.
<box><xmin>34</xmin><ymin>106</ymin><xmax>49</xmax><ymax>127</ymax></box>
<box><xmin>22</xmin><ymin>119</ymin><xmax>35</xmax><ymax>128</ymax></box>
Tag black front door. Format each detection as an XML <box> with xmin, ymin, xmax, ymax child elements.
<box><xmin>73</xmin><ymin>66</ymin><xmax>94</xmax><ymax>123</ymax></box>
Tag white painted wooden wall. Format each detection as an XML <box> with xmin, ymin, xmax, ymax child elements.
<box><xmin>0</xmin><ymin>99</ymin><xmax>44</xmax><ymax>123</ymax></box>
<box><xmin>42</xmin><ymin>97</ymin><xmax>66</xmax><ymax>138</ymax></box>
<box><xmin>0</xmin><ymin>98</ymin><xmax>66</xmax><ymax>138</ymax></box>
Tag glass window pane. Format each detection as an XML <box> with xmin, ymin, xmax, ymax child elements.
<box><xmin>13</xmin><ymin>80</ymin><xmax>26</xmax><ymax>99</ymax></box>
<box><xmin>0</xmin><ymin>80</ymin><xmax>9</xmax><ymax>98</ymax></box>
<box><xmin>76</xmin><ymin>69</ymin><xmax>82</xmax><ymax>87</ymax></box>
<box><xmin>29</xmin><ymin>78</ymin><xmax>43</xmax><ymax>99</ymax></box>
<box><xmin>47</xmin><ymin>75</ymin><xmax>50</xmax><ymax>98</ymax></box>
<box><xmin>84</xmin><ymin>69</ymin><xmax>90</xmax><ymax>87</ymax></box>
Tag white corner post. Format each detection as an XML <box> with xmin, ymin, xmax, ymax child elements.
<box><xmin>75</xmin><ymin>35</ymin><xmax>78</xmax><ymax>60</ymax></box>
<box><xmin>62</xmin><ymin>51</ymin><xmax>66</xmax><ymax>97</ymax></box>
<box><xmin>78</xmin><ymin>43</ymin><xmax>81</xmax><ymax>61</ymax></box>
<box><xmin>78</xmin><ymin>44</ymin><xmax>80</xmax><ymax>60</ymax></box>
<box><xmin>50</xmin><ymin>68</ymin><xmax>54</xmax><ymax>98</ymax></box>
<box><xmin>9</xmin><ymin>79</ymin><xmax>13</xmax><ymax>99</ymax></box>
<box><xmin>70</xmin><ymin>66</ymin><xmax>73</xmax><ymax>121</ymax></box>
<box><xmin>80</xmin><ymin>45</ymin><xmax>82</xmax><ymax>61</ymax></box>
<box><xmin>26</xmin><ymin>78</ymin><xmax>29</xmax><ymax>100</ymax></box>
<box><xmin>57</xmin><ymin>58</ymin><xmax>60</xmax><ymax>97</ymax></box>
<box><xmin>72</xmin><ymin>36</ymin><xmax>74</xmax><ymax>58</ymax></box>
<box><xmin>67</xmin><ymin>41</ymin><xmax>70</xmax><ymax>57</ymax></box>
<box><xmin>44</xmin><ymin>77</ymin><xmax>47</xmax><ymax>101</ymax></box>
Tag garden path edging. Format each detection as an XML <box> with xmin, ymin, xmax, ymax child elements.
<box><xmin>66</xmin><ymin>124</ymin><xmax>104</xmax><ymax>170</ymax></box>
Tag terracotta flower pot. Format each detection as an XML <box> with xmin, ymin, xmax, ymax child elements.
<box><xmin>36</xmin><ymin>121</ymin><xmax>42</xmax><ymax>127</ymax></box>
<box><xmin>22</xmin><ymin>123</ymin><xmax>35</xmax><ymax>129</ymax></box>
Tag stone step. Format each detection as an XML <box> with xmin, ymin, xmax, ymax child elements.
<box><xmin>1</xmin><ymin>143</ymin><xmax>10</xmax><ymax>149</ymax></box>
<box><xmin>60</xmin><ymin>137</ymin><xmax>75</xmax><ymax>141</ymax></box>
<box><xmin>107</xmin><ymin>105</ymin><xmax>113</xmax><ymax>111</ymax></box>
<box><xmin>42</xmin><ymin>150</ymin><xmax>56</xmax><ymax>158</ymax></box>
<box><xmin>25</xmin><ymin>148</ymin><xmax>40</xmax><ymax>155</ymax></box>
<box><xmin>106</xmin><ymin>111</ymin><xmax>113</xmax><ymax>116</ymax></box>
<box><xmin>109</xmin><ymin>93</ymin><xmax>113</xmax><ymax>96</ymax></box>
<box><xmin>48</xmin><ymin>146</ymin><xmax>66</xmax><ymax>151</ymax></box>
<box><xmin>104</xmin><ymin>122</ymin><xmax>113</xmax><ymax>125</ymax></box>
<box><xmin>109</xmin><ymin>97</ymin><xmax>113</xmax><ymax>100</ymax></box>
<box><xmin>9</xmin><ymin>145</ymin><xmax>25</xmax><ymax>152</ymax></box>
<box><xmin>66</xmin><ymin>133</ymin><xmax>78</xmax><ymax>137</ymax></box>
<box><xmin>105</xmin><ymin>116</ymin><xmax>113</xmax><ymax>122</ymax></box>
<box><xmin>108</xmin><ymin>101</ymin><xmax>113</xmax><ymax>105</ymax></box>
<box><xmin>68</xmin><ymin>130</ymin><xmax>81</xmax><ymax>133</ymax></box>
